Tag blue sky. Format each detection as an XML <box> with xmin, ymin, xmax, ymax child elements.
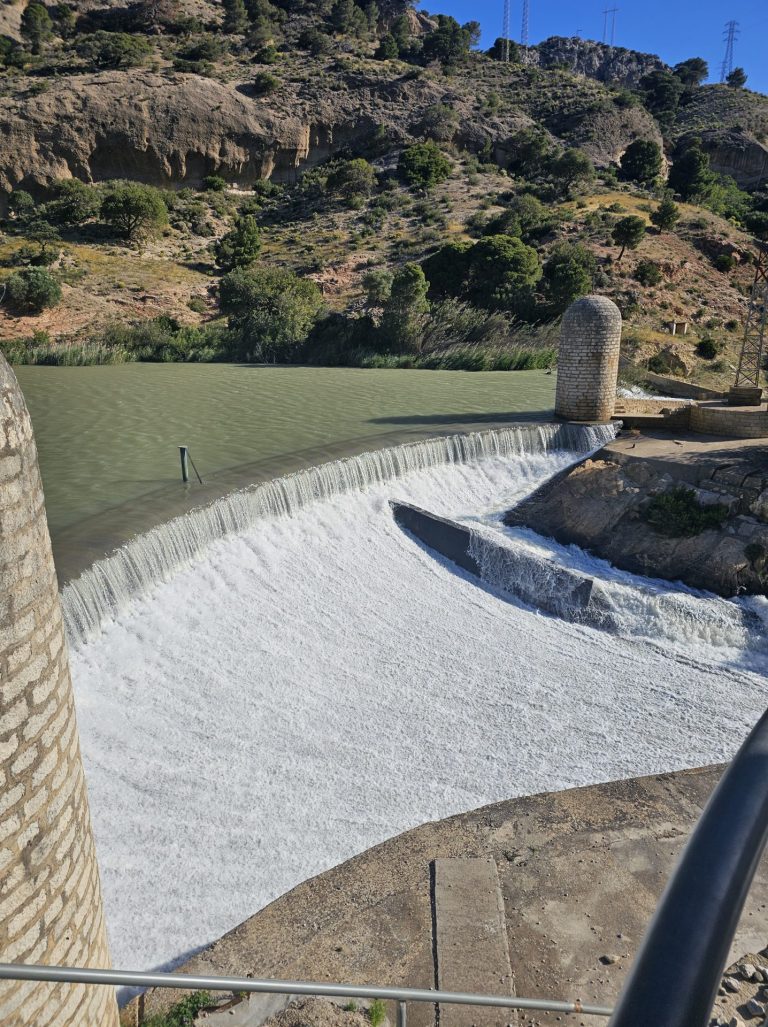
<box><xmin>425</xmin><ymin>1</ymin><xmax>768</xmax><ymax>94</ymax></box>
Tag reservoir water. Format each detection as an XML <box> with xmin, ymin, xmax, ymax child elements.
<box><xmin>16</xmin><ymin>364</ymin><xmax>555</xmax><ymax>537</ymax></box>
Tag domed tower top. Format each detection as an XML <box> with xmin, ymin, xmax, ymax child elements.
<box><xmin>555</xmin><ymin>295</ymin><xmax>622</xmax><ymax>423</ymax></box>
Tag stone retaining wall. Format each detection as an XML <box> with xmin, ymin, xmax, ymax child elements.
<box><xmin>690</xmin><ymin>403</ymin><xmax>768</xmax><ymax>439</ymax></box>
<box><xmin>0</xmin><ymin>355</ymin><xmax>117</xmax><ymax>1027</ymax></box>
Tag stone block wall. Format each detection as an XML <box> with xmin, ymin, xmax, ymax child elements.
<box><xmin>690</xmin><ymin>403</ymin><xmax>768</xmax><ymax>439</ymax></box>
<box><xmin>555</xmin><ymin>296</ymin><xmax>622</xmax><ymax>423</ymax></box>
<box><xmin>0</xmin><ymin>355</ymin><xmax>118</xmax><ymax>1026</ymax></box>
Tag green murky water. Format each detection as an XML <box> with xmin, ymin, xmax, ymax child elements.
<box><xmin>16</xmin><ymin>363</ymin><xmax>555</xmax><ymax>537</ymax></box>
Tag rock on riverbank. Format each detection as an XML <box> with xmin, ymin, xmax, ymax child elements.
<box><xmin>504</xmin><ymin>436</ymin><xmax>768</xmax><ymax>597</ymax></box>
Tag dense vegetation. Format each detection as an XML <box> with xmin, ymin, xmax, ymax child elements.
<box><xmin>0</xmin><ymin>0</ymin><xmax>766</xmax><ymax>372</ymax></box>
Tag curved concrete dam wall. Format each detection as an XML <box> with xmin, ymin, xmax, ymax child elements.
<box><xmin>391</xmin><ymin>501</ymin><xmax>763</xmax><ymax>649</ymax></box>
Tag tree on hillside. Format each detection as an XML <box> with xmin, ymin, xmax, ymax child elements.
<box><xmin>327</xmin><ymin>158</ymin><xmax>376</xmax><ymax>201</ymax></box>
<box><xmin>726</xmin><ymin>67</ymin><xmax>748</xmax><ymax>89</ymax></box>
<box><xmin>76</xmin><ymin>31</ymin><xmax>152</xmax><ymax>68</ymax></box>
<box><xmin>330</xmin><ymin>0</ymin><xmax>367</xmax><ymax>36</ymax></box>
<box><xmin>20</xmin><ymin>2</ymin><xmax>53</xmax><ymax>52</ymax></box>
<box><xmin>101</xmin><ymin>182</ymin><xmax>168</xmax><ymax>241</ymax></box>
<box><xmin>375</xmin><ymin>33</ymin><xmax>398</xmax><ymax>59</ymax></box>
<box><xmin>4</xmin><ymin>268</ymin><xmax>61</xmax><ymax>314</ymax></box>
<box><xmin>673</xmin><ymin>57</ymin><xmax>708</xmax><ymax>87</ymax></box>
<box><xmin>640</xmin><ymin>69</ymin><xmax>684</xmax><ymax>126</ymax></box>
<box><xmin>668</xmin><ymin>144</ymin><xmax>714</xmax><ymax>200</ymax></box>
<box><xmin>216</xmin><ymin>215</ymin><xmax>262</xmax><ymax>271</ymax></box>
<box><xmin>381</xmin><ymin>263</ymin><xmax>430</xmax><ymax>352</ymax></box>
<box><xmin>619</xmin><ymin>140</ymin><xmax>663</xmax><ymax>185</ymax></box>
<box><xmin>222</xmin><ymin>0</ymin><xmax>248</xmax><ymax>33</ymax></box>
<box><xmin>506</xmin><ymin>128</ymin><xmax>553</xmax><ymax>177</ymax></box>
<box><xmin>220</xmin><ymin>266</ymin><xmax>323</xmax><ymax>361</ymax></box>
<box><xmin>551</xmin><ymin>148</ymin><xmax>595</xmax><ymax>195</ymax></box>
<box><xmin>651</xmin><ymin>196</ymin><xmax>681</xmax><ymax>232</ymax></box>
<box><xmin>399</xmin><ymin>142</ymin><xmax>451</xmax><ymax>191</ymax></box>
<box><xmin>45</xmin><ymin>179</ymin><xmax>100</xmax><ymax>227</ymax></box>
<box><xmin>421</xmin><ymin>15</ymin><xmax>474</xmax><ymax>66</ymax></box>
<box><xmin>421</xmin><ymin>240</ymin><xmax>473</xmax><ymax>298</ymax></box>
<box><xmin>612</xmin><ymin>215</ymin><xmax>646</xmax><ymax>260</ymax></box>
<box><xmin>542</xmin><ymin>243</ymin><xmax>596</xmax><ymax>313</ymax></box>
<box><xmin>467</xmin><ymin>235</ymin><xmax>541</xmax><ymax>310</ymax></box>
<box><xmin>488</xmin><ymin>37</ymin><xmax>520</xmax><ymax>62</ymax></box>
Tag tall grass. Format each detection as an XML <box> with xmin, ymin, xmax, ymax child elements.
<box><xmin>0</xmin><ymin>336</ymin><xmax>132</xmax><ymax>365</ymax></box>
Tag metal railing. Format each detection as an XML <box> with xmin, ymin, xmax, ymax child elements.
<box><xmin>0</xmin><ymin>965</ymin><xmax>614</xmax><ymax>1022</ymax></box>
<box><xmin>4</xmin><ymin>710</ymin><xmax>768</xmax><ymax>1026</ymax></box>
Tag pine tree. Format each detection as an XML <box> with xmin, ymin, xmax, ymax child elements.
<box><xmin>222</xmin><ymin>0</ymin><xmax>248</xmax><ymax>34</ymax></box>
<box><xmin>651</xmin><ymin>196</ymin><xmax>680</xmax><ymax>233</ymax></box>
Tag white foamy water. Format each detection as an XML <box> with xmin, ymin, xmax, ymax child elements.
<box><xmin>68</xmin><ymin>430</ymin><xmax>768</xmax><ymax>979</ymax></box>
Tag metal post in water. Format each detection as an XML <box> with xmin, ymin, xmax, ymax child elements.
<box><xmin>180</xmin><ymin>446</ymin><xmax>190</xmax><ymax>483</ymax></box>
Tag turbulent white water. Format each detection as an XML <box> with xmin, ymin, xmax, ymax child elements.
<box><xmin>67</xmin><ymin>426</ymin><xmax>768</xmax><ymax>980</ymax></box>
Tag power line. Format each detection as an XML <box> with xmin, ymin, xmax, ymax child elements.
<box><xmin>602</xmin><ymin>7</ymin><xmax>619</xmax><ymax>45</ymax></box>
<box><xmin>720</xmin><ymin>19</ymin><xmax>739</xmax><ymax>82</ymax></box>
<box><xmin>521</xmin><ymin>0</ymin><xmax>530</xmax><ymax>47</ymax></box>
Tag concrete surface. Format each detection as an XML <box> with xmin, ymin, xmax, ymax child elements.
<box><xmin>128</xmin><ymin>765</ymin><xmax>768</xmax><ymax>1027</ymax></box>
<box><xmin>434</xmin><ymin>859</ymin><xmax>515</xmax><ymax>1027</ymax></box>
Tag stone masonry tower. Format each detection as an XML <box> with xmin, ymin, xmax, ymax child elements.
<box><xmin>0</xmin><ymin>354</ymin><xmax>118</xmax><ymax>1026</ymax></box>
<box><xmin>555</xmin><ymin>295</ymin><xmax>622</xmax><ymax>422</ymax></box>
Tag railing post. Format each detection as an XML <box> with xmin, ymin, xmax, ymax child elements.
<box><xmin>397</xmin><ymin>1000</ymin><xmax>407</xmax><ymax>1027</ymax></box>
<box><xmin>179</xmin><ymin>446</ymin><xmax>189</xmax><ymax>483</ymax></box>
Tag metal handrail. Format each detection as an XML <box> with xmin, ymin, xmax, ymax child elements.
<box><xmin>0</xmin><ymin>964</ymin><xmax>613</xmax><ymax>1020</ymax></box>
<box><xmin>609</xmin><ymin>707</ymin><xmax>768</xmax><ymax>1026</ymax></box>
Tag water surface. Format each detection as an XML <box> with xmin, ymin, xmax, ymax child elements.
<box><xmin>16</xmin><ymin>364</ymin><xmax>555</xmax><ymax>576</ymax></box>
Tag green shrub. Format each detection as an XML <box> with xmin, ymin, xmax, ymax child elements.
<box><xmin>253</xmin><ymin>71</ymin><xmax>279</xmax><ymax>95</ymax></box>
<box><xmin>101</xmin><ymin>182</ymin><xmax>168</xmax><ymax>240</ymax></box>
<box><xmin>368</xmin><ymin>1000</ymin><xmax>387</xmax><ymax>1027</ymax></box>
<box><xmin>8</xmin><ymin>190</ymin><xmax>36</xmax><ymax>222</ymax></box>
<box><xmin>696</xmin><ymin>337</ymin><xmax>724</xmax><ymax>360</ymax></box>
<box><xmin>44</xmin><ymin>178</ymin><xmax>99</xmax><ymax>227</ymax></box>
<box><xmin>202</xmin><ymin>175</ymin><xmax>227</xmax><ymax>192</ymax></box>
<box><xmin>215</xmin><ymin>214</ymin><xmax>261</xmax><ymax>270</ymax></box>
<box><xmin>714</xmin><ymin>253</ymin><xmax>736</xmax><ymax>273</ymax></box>
<box><xmin>398</xmin><ymin>142</ymin><xmax>452</xmax><ymax>191</ymax></box>
<box><xmin>76</xmin><ymin>31</ymin><xmax>152</xmax><ymax>69</ymax></box>
<box><xmin>619</xmin><ymin>140</ymin><xmax>662</xmax><ymax>185</ymax></box>
<box><xmin>4</xmin><ymin>268</ymin><xmax>61</xmax><ymax>313</ymax></box>
<box><xmin>143</xmin><ymin>991</ymin><xmax>214</xmax><ymax>1027</ymax></box>
<box><xmin>644</xmin><ymin>488</ymin><xmax>728</xmax><ymax>537</ymax></box>
<box><xmin>220</xmin><ymin>265</ymin><xmax>323</xmax><ymax>360</ymax></box>
<box><xmin>634</xmin><ymin>259</ymin><xmax>662</xmax><ymax>286</ymax></box>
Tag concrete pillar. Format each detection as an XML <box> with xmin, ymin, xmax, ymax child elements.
<box><xmin>0</xmin><ymin>355</ymin><xmax>118</xmax><ymax>1026</ymax></box>
<box><xmin>555</xmin><ymin>295</ymin><xmax>622</xmax><ymax>423</ymax></box>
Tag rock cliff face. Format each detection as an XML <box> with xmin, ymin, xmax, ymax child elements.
<box><xmin>505</xmin><ymin>453</ymin><xmax>768</xmax><ymax>597</ymax></box>
<box><xmin>526</xmin><ymin>37</ymin><xmax>664</xmax><ymax>88</ymax></box>
<box><xmin>0</xmin><ymin>63</ymin><xmax>659</xmax><ymax>193</ymax></box>
<box><xmin>0</xmin><ymin>70</ymin><xmax>447</xmax><ymax>192</ymax></box>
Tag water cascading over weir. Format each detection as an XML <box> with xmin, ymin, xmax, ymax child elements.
<box><xmin>0</xmin><ymin>354</ymin><xmax>118</xmax><ymax>1026</ymax></box>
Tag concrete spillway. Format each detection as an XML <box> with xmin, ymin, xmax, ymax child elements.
<box><xmin>64</xmin><ymin>426</ymin><xmax>768</xmax><ymax>981</ymax></box>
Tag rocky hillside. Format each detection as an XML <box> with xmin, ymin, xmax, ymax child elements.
<box><xmin>0</xmin><ymin>0</ymin><xmax>766</xmax><ymax>383</ymax></box>
<box><xmin>0</xmin><ymin>2</ymin><xmax>764</xmax><ymax>195</ymax></box>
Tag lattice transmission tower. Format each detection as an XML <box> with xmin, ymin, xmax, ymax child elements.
<box><xmin>733</xmin><ymin>247</ymin><xmax>768</xmax><ymax>394</ymax></box>
<box><xmin>721</xmin><ymin>20</ymin><xmax>739</xmax><ymax>82</ymax></box>
<box><xmin>521</xmin><ymin>0</ymin><xmax>530</xmax><ymax>47</ymax></box>
<box><xmin>602</xmin><ymin>7</ymin><xmax>619</xmax><ymax>45</ymax></box>
<box><xmin>501</xmin><ymin>0</ymin><xmax>511</xmax><ymax>61</ymax></box>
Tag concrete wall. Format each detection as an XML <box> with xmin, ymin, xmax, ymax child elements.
<box><xmin>691</xmin><ymin>403</ymin><xmax>768</xmax><ymax>439</ymax></box>
<box><xmin>0</xmin><ymin>355</ymin><xmax>117</xmax><ymax>1026</ymax></box>
<box><xmin>555</xmin><ymin>296</ymin><xmax>622</xmax><ymax>422</ymax></box>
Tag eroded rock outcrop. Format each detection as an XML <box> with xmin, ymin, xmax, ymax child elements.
<box><xmin>505</xmin><ymin>455</ymin><xmax>768</xmax><ymax>597</ymax></box>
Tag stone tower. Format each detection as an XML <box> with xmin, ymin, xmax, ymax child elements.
<box><xmin>555</xmin><ymin>295</ymin><xmax>622</xmax><ymax>423</ymax></box>
<box><xmin>0</xmin><ymin>355</ymin><xmax>118</xmax><ymax>1026</ymax></box>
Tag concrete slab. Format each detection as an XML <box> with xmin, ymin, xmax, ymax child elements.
<box><xmin>434</xmin><ymin>858</ymin><xmax>515</xmax><ymax>1027</ymax></box>
<box><xmin>130</xmin><ymin>767</ymin><xmax>768</xmax><ymax>1027</ymax></box>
